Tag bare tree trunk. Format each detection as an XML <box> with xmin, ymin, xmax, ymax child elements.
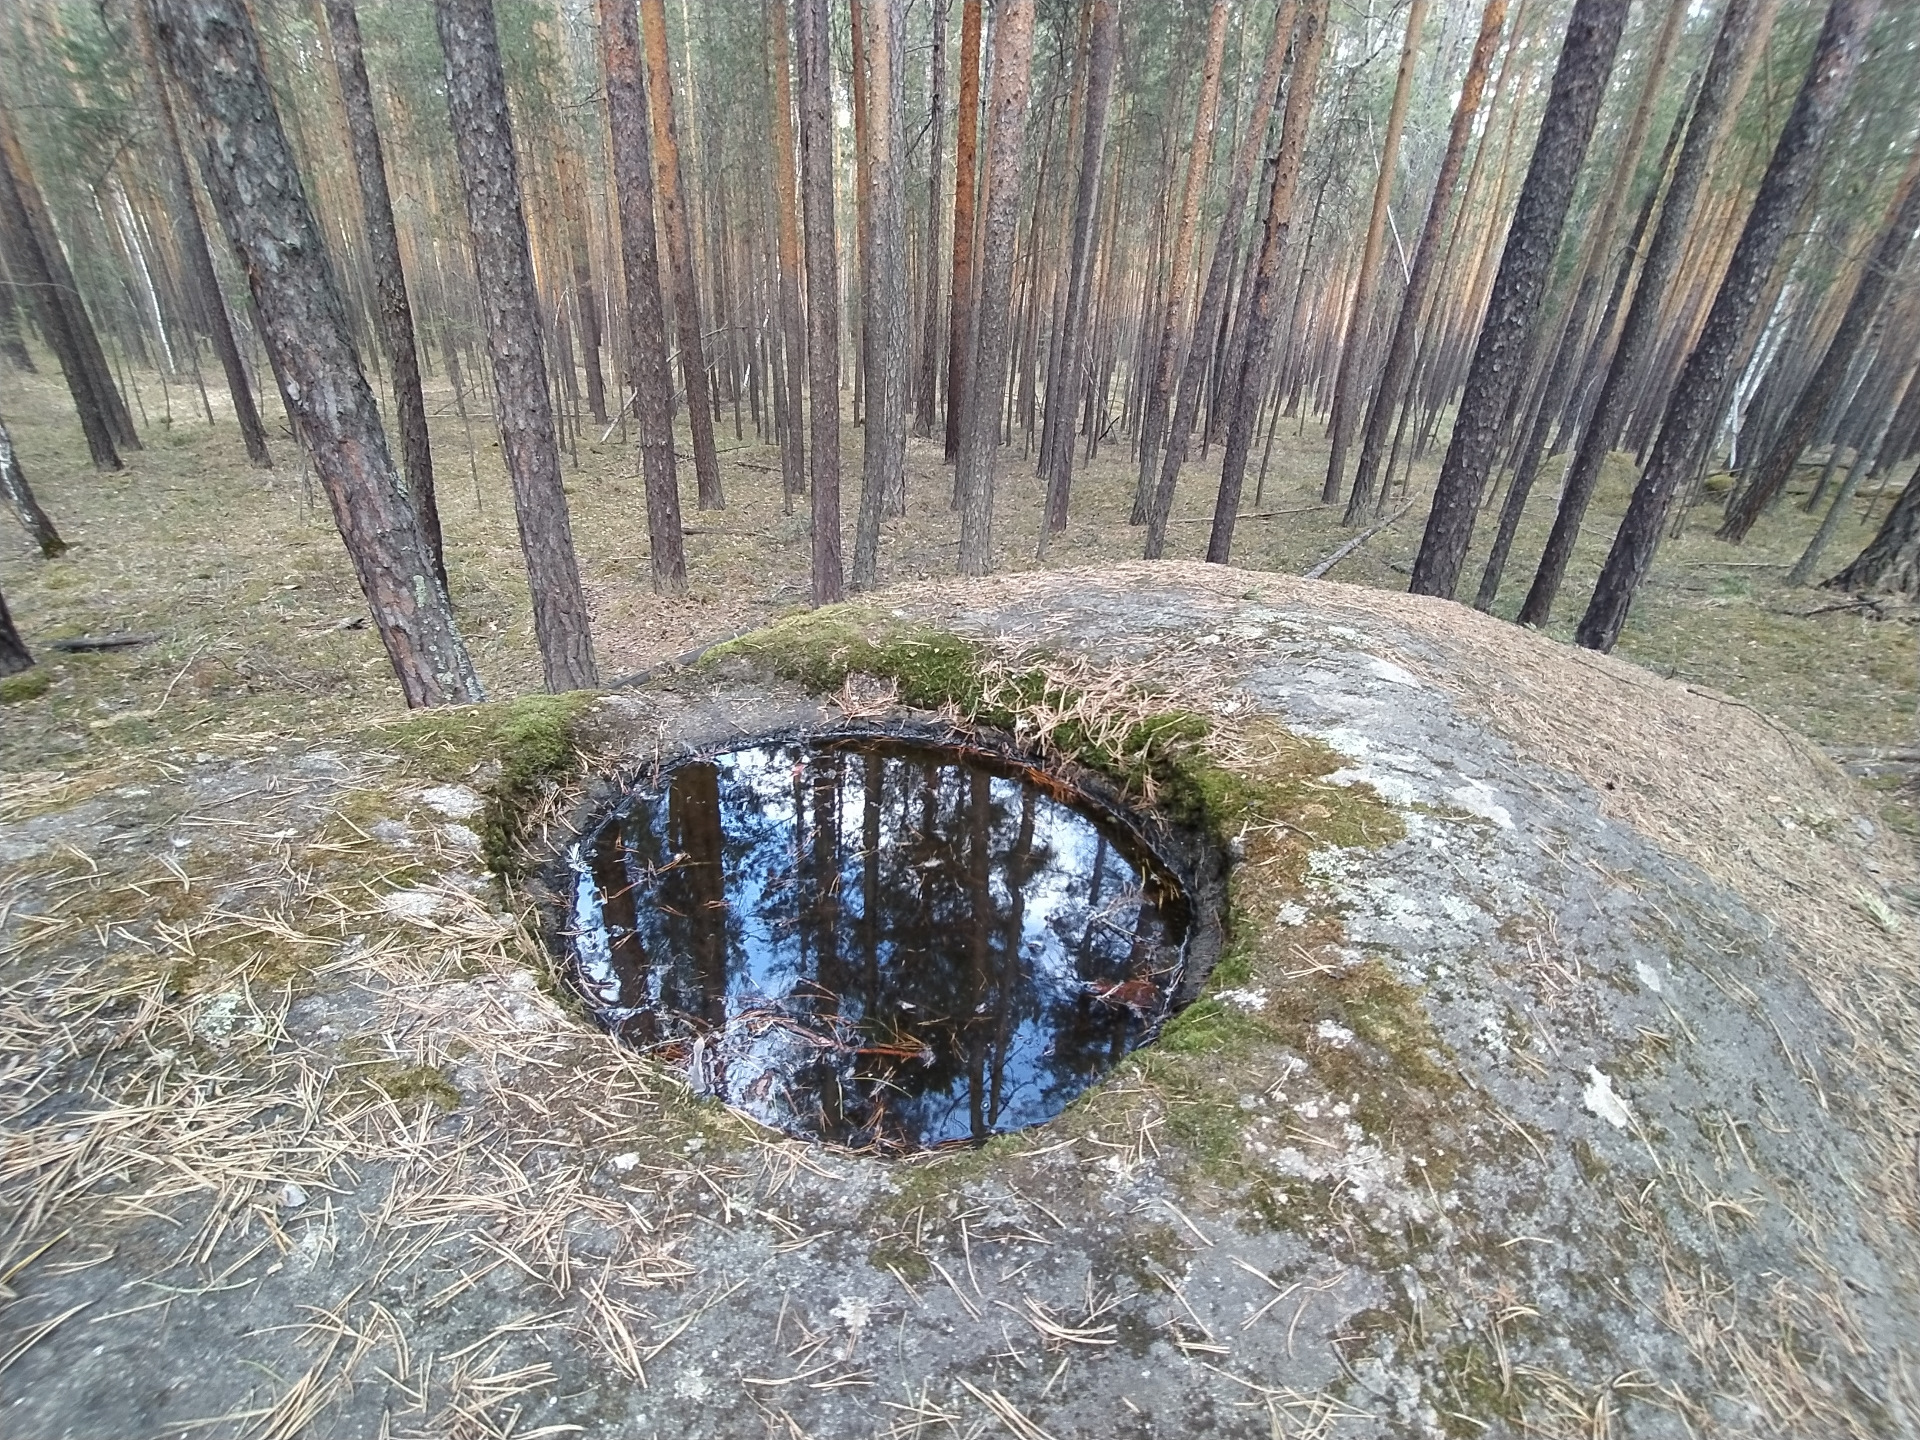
<box><xmin>1828</xmin><ymin>456</ymin><xmax>1920</xmax><ymax>593</ymax></box>
<box><xmin>1345</xmin><ymin>0</ymin><xmax>1506</xmax><ymax>524</ymax></box>
<box><xmin>1472</xmin><ymin>0</ymin><xmax>1689</xmax><ymax>610</ymax></box>
<box><xmin>944</xmin><ymin>0</ymin><xmax>984</xmax><ymax>465</ymax></box>
<box><xmin>767</xmin><ymin>0</ymin><xmax>807</xmax><ymax>509</ymax></box>
<box><xmin>1720</xmin><ymin>144</ymin><xmax>1920</xmax><ymax>542</ymax></box>
<box><xmin>600</xmin><ymin>0</ymin><xmax>687</xmax><ymax>597</ymax></box>
<box><xmin>0</xmin><ymin>411</ymin><xmax>66</xmax><ymax>557</ymax></box>
<box><xmin>955</xmin><ymin>0</ymin><xmax>1034</xmax><ymax>576</ymax></box>
<box><xmin>1408</xmin><ymin>0</ymin><xmax>1631</xmax><ymax>599</ymax></box>
<box><xmin>640</xmin><ymin>0</ymin><xmax>724</xmax><ymax>510</ymax></box>
<box><xmin>853</xmin><ymin>0</ymin><xmax>908</xmax><ymax>588</ymax></box>
<box><xmin>0</xmin><ymin>137</ymin><xmax>121</xmax><ymax>470</ymax></box>
<box><xmin>320</xmin><ymin>0</ymin><xmax>451</xmax><ymax>591</ymax></box>
<box><xmin>1038</xmin><ymin>0</ymin><xmax>1119</xmax><ymax>550</ymax></box>
<box><xmin>135</xmin><ymin>0</ymin><xmax>271</xmax><ymax>471</ymax></box>
<box><xmin>0</xmin><ymin>581</ymin><xmax>31</xmax><ymax>679</ymax></box>
<box><xmin>1519</xmin><ymin>0</ymin><xmax>1774</xmax><ymax>626</ymax></box>
<box><xmin>0</xmin><ymin>262</ymin><xmax>33</xmax><ymax>370</ymax></box>
<box><xmin>915</xmin><ymin>0</ymin><xmax>947</xmax><ymax>439</ymax></box>
<box><xmin>1321</xmin><ymin>0</ymin><xmax>1429</xmax><ymax>505</ymax></box>
<box><xmin>796</xmin><ymin>0</ymin><xmax>844</xmax><ymax>604</ymax></box>
<box><xmin>1204</xmin><ymin>0</ymin><xmax>1329</xmax><ymax>566</ymax></box>
<box><xmin>0</xmin><ymin>107</ymin><xmax>137</xmax><ymax>454</ymax></box>
<box><xmin>153</xmin><ymin>0</ymin><xmax>482</xmax><ymax>707</ymax></box>
<box><xmin>1131</xmin><ymin>0</ymin><xmax>1230</xmax><ymax>525</ymax></box>
<box><xmin>1139</xmin><ymin>0</ymin><xmax>1291</xmax><ymax>558</ymax></box>
<box><xmin>435</xmin><ymin>0</ymin><xmax>598</xmax><ymax>690</ymax></box>
<box><xmin>1577</xmin><ymin>0</ymin><xmax>1880</xmax><ymax>651</ymax></box>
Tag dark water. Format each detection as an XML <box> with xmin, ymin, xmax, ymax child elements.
<box><xmin>562</xmin><ymin>737</ymin><xmax>1191</xmax><ymax>1151</ymax></box>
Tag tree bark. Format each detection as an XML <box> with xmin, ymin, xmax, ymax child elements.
<box><xmin>0</xmin><ymin>584</ymin><xmax>30</xmax><ymax>677</ymax></box>
<box><xmin>1344</xmin><ymin>0</ymin><xmax>1507</xmax><ymax>524</ymax></box>
<box><xmin>0</xmin><ymin>410</ymin><xmax>66</xmax><ymax>558</ymax></box>
<box><xmin>0</xmin><ymin>135</ymin><xmax>121</xmax><ymax>470</ymax></box>
<box><xmin>955</xmin><ymin>0</ymin><xmax>1034</xmax><ymax>576</ymax></box>
<box><xmin>0</xmin><ymin>106</ymin><xmax>137</xmax><ymax>453</ymax></box>
<box><xmin>1205</xmin><ymin>0</ymin><xmax>1329</xmax><ymax>566</ymax></box>
<box><xmin>1038</xmin><ymin>0</ymin><xmax>1119</xmax><ymax>550</ymax></box>
<box><xmin>1321</xmin><ymin>0</ymin><xmax>1429</xmax><ymax>506</ymax></box>
<box><xmin>1131</xmin><ymin>0</ymin><xmax>1231</xmax><ymax>526</ymax></box>
<box><xmin>766</xmin><ymin>0</ymin><xmax>807</xmax><ymax>508</ymax></box>
<box><xmin>136</xmin><ymin>0</ymin><xmax>271</xmax><ymax>471</ymax></box>
<box><xmin>435</xmin><ymin>0</ymin><xmax>598</xmax><ymax>690</ymax></box>
<box><xmin>1519</xmin><ymin>0</ymin><xmax>1773</xmax><ymax>626</ymax></box>
<box><xmin>853</xmin><ymin>0</ymin><xmax>908</xmax><ymax>588</ymax></box>
<box><xmin>1472</xmin><ymin>0</ymin><xmax>1688</xmax><ymax>610</ymax></box>
<box><xmin>153</xmin><ymin>0</ymin><xmax>482</xmax><ymax>707</ymax></box>
<box><xmin>1139</xmin><ymin>0</ymin><xmax>1288</xmax><ymax>559</ymax></box>
<box><xmin>1720</xmin><ymin>144</ymin><xmax>1920</xmax><ymax>542</ymax></box>
<box><xmin>795</xmin><ymin>0</ymin><xmax>843</xmax><ymax>604</ymax></box>
<box><xmin>1827</xmin><ymin>456</ymin><xmax>1920</xmax><ymax>593</ymax></box>
<box><xmin>639</xmin><ymin>0</ymin><xmax>724</xmax><ymax>510</ymax></box>
<box><xmin>915</xmin><ymin>0</ymin><xmax>947</xmax><ymax>440</ymax></box>
<box><xmin>944</xmin><ymin>0</ymin><xmax>984</xmax><ymax>465</ymax></box>
<box><xmin>599</xmin><ymin>0</ymin><xmax>687</xmax><ymax>597</ymax></box>
<box><xmin>1408</xmin><ymin>0</ymin><xmax>1631</xmax><ymax>600</ymax></box>
<box><xmin>0</xmin><ymin>259</ymin><xmax>33</xmax><ymax>370</ymax></box>
<box><xmin>321</xmin><ymin>0</ymin><xmax>449</xmax><ymax>589</ymax></box>
<box><xmin>1577</xmin><ymin>0</ymin><xmax>1880</xmax><ymax>651</ymax></box>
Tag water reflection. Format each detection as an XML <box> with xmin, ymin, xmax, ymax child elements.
<box><xmin>565</xmin><ymin>738</ymin><xmax>1190</xmax><ymax>1151</ymax></box>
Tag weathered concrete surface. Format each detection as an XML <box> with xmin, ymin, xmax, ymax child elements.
<box><xmin>3</xmin><ymin>563</ymin><xmax>1917</xmax><ymax>1439</ymax></box>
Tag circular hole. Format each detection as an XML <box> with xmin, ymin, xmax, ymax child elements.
<box><xmin>556</xmin><ymin>727</ymin><xmax>1223</xmax><ymax>1152</ymax></box>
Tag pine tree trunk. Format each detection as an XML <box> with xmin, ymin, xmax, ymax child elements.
<box><xmin>136</xmin><ymin>0</ymin><xmax>271</xmax><ymax>471</ymax></box>
<box><xmin>435</xmin><ymin>0</ymin><xmax>598</xmax><ymax>690</ymax></box>
<box><xmin>915</xmin><ymin>0</ymin><xmax>947</xmax><ymax>440</ymax></box>
<box><xmin>1518</xmin><ymin>0</ymin><xmax>1773</xmax><ymax>626</ymax></box>
<box><xmin>153</xmin><ymin>0</ymin><xmax>482</xmax><ymax>707</ymax></box>
<box><xmin>767</xmin><ymin>0</ymin><xmax>807</xmax><ymax>508</ymax></box>
<box><xmin>0</xmin><ymin>584</ymin><xmax>30</xmax><ymax>678</ymax></box>
<box><xmin>1345</xmin><ymin>0</ymin><xmax>1506</xmax><ymax>525</ymax></box>
<box><xmin>0</xmin><ymin>411</ymin><xmax>66</xmax><ymax>558</ymax></box>
<box><xmin>1038</xmin><ymin>0</ymin><xmax>1119</xmax><ymax>550</ymax></box>
<box><xmin>1131</xmin><ymin>0</ymin><xmax>1230</xmax><ymax>526</ymax></box>
<box><xmin>0</xmin><ymin>263</ymin><xmax>33</xmax><ymax>371</ymax></box>
<box><xmin>1205</xmin><ymin>0</ymin><xmax>1330</xmax><ymax>566</ymax></box>
<box><xmin>0</xmin><ymin>137</ymin><xmax>122</xmax><ymax>470</ymax></box>
<box><xmin>1827</xmin><ymin>457</ymin><xmax>1920</xmax><ymax>593</ymax></box>
<box><xmin>1577</xmin><ymin>0</ymin><xmax>1880</xmax><ymax>651</ymax></box>
<box><xmin>944</xmin><ymin>0</ymin><xmax>985</xmax><ymax>467</ymax></box>
<box><xmin>0</xmin><ymin>108</ymin><xmax>139</xmax><ymax>454</ymax></box>
<box><xmin>320</xmin><ymin>0</ymin><xmax>450</xmax><ymax>589</ymax></box>
<box><xmin>795</xmin><ymin>0</ymin><xmax>844</xmax><ymax>604</ymax></box>
<box><xmin>955</xmin><ymin>0</ymin><xmax>1034</xmax><ymax>576</ymax></box>
<box><xmin>1408</xmin><ymin>0</ymin><xmax>1631</xmax><ymax>600</ymax></box>
<box><xmin>599</xmin><ymin>0</ymin><xmax>687</xmax><ymax>597</ymax></box>
<box><xmin>1321</xmin><ymin>0</ymin><xmax>1429</xmax><ymax>506</ymax></box>
<box><xmin>853</xmin><ymin>0</ymin><xmax>909</xmax><ymax>589</ymax></box>
<box><xmin>640</xmin><ymin>0</ymin><xmax>724</xmax><ymax>509</ymax></box>
<box><xmin>1137</xmin><ymin>0</ymin><xmax>1291</xmax><ymax>559</ymax></box>
<box><xmin>1720</xmin><ymin>145</ymin><xmax>1920</xmax><ymax>542</ymax></box>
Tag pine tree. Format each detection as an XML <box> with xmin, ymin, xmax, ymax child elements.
<box><xmin>853</xmin><ymin>0</ymin><xmax>908</xmax><ymax>589</ymax></box>
<box><xmin>435</xmin><ymin>0</ymin><xmax>598</xmax><ymax>690</ymax></box>
<box><xmin>1577</xmin><ymin>0</ymin><xmax>1882</xmax><ymax>651</ymax></box>
<box><xmin>0</xmin><ymin>410</ymin><xmax>66</xmax><ymax>558</ymax></box>
<box><xmin>152</xmin><ymin>0</ymin><xmax>483</xmax><ymax>707</ymax></box>
<box><xmin>795</xmin><ymin>0</ymin><xmax>843</xmax><ymax>604</ymax></box>
<box><xmin>599</xmin><ymin>0</ymin><xmax>687</xmax><ymax>597</ymax></box>
<box><xmin>1408</xmin><ymin>0</ymin><xmax>1632</xmax><ymax>600</ymax></box>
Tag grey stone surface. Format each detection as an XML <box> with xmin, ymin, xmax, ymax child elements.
<box><xmin>2</xmin><ymin>566</ymin><xmax>1915</xmax><ymax>1439</ymax></box>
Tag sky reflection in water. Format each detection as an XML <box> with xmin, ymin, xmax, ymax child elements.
<box><xmin>564</xmin><ymin>739</ymin><xmax>1189</xmax><ymax>1150</ymax></box>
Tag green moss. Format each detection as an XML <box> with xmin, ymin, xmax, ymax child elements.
<box><xmin>1</xmin><ymin>669</ymin><xmax>51</xmax><ymax>703</ymax></box>
<box><xmin>368</xmin><ymin>691</ymin><xmax>598</xmax><ymax>874</ymax></box>
<box><xmin>703</xmin><ymin>607</ymin><xmax>987</xmax><ymax>710</ymax></box>
<box><xmin>363</xmin><ymin>1061</ymin><xmax>463</xmax><ymax>1112</ymax></box>
<box><xmin>1436</xmin><ymin>1337</ymin><xmax>1528</xmax><ymax>1436</ymax></box>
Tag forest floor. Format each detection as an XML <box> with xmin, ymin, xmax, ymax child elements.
<box><xmin>1</xmin><ymin>358</ymin><xmax>1915</xmax><ymax>831</ymax></box>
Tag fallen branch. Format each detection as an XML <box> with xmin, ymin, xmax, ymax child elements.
<box><xmin>1302</xmin><ymin>502</ymin><xmax>1414</xmax><ymax>580</ymax></box>
<box><xmin>1166</xmin><ymin>505</ymin><xmax>1320</xmax><ymax>524</ymax></box>
<box><xmin>45</xmin><ymin>632</ymin><xmax>161</xmax><ymax>652</ymax></box>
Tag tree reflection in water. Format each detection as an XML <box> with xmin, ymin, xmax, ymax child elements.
<box><xmin>565</xmin><ymin>738</ymin><xmax>1190</xmax><ymax>1151</ymax></box>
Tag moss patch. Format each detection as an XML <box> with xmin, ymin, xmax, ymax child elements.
<box><xmin>1</xmin><ymin>669</ymin><xmax>52</xmax><ymax>703</ymax></box>
<box><xmin>368</xmin><ymin>691</ymin><xmax>598</xmax><ymax>874</ymax></box>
